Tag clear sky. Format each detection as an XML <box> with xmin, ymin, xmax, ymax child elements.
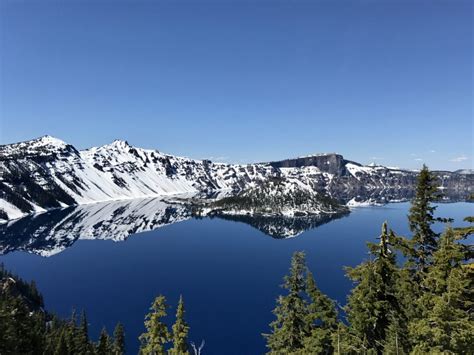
<box><xmin>1</xmin><ymin>0</ymin><xmax>472</xmax><ymax>170</ymax></box>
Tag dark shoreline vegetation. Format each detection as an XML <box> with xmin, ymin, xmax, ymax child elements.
<box><xmin>1</xmin><ymin>166</ymin><xmax>473</xmax><ymax>354</ymax></box>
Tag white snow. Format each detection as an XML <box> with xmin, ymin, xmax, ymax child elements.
<box><xmin>0</xmin><ymin>200</ymin><xmax>26</xmax><ymax>220</ymax></box>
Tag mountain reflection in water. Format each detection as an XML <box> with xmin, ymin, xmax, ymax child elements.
<box><xmin>0</xmin><ymin>189</ymin><xmax>468</xmax><ymax>257</ymax></box>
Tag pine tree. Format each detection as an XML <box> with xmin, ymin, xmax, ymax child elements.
<box><xmin>264</xmin><ymin>251</ymin><xmax>309</xmax><ymax>353</ymax></box>
<box><xmin>345</xmin><ymin>222</ymin><xmax>404</xmax><ymax>353</ymax></box>
<box><xmin>406</xmin><ymin>165</ymin><xmax>443</xmax><ymax>271</ymax></box>
<box><xmin>113</xmin><ymin>322</ymin><xmax>126</xmax><ymax>355</ymax></box>
<box><xmin>382</xmin><ymin>312</ymin><xmax>410</xmax><ymax>355</ymax></box>
<box><xmin>65</xmin><ymin>309</ymin><xmax>78</xmax><ymax>354</ymax></box>
<box><xmin>0</xmin><ymin>294</ymin><xmax>46</xmax><ymax>354</ymax></box>
<box><xmin>409</xmin><ymin>227</ymin><xmax>474</xmax><ymax>353</ymax></box>
<box><xmin>75</xmin><ymin>310</ymin><xmax>93</xmax><ymax>354</ymax></box>
<box><xmin>391</xmin><ymin>165</ymin><xmax>447</xmax><ymax>345</ymax></box>
<box><xmin>54</xmin><ymin>331</ymin><xmax>69</xmax><ymax>355</ymax></box>
<box><xmin>139</xmin><ymin>295</ymin><xmax>171</xmax><ymax>355</ymax></box>
<box><xmin>96</xmin><ymin>327</ymin><xmax>112</xmax><ymax>355</ymax></box>
<box><xmin>169</xmin><ymin>295</ymin><xmax>190</xmax><ymax>355</ymax></box>
<box><xmin>303</xmin><ymin>271</ymin><xmax>337</xmax><ymax>354</ymax></box>
<box><xmin>453</xmin><ymin>216</ymin><xmax>474</xmax><ymax>240</ymax></box>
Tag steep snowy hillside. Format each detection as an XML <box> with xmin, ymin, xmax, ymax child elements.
<box><xmin>0</xmin><ymin>135</ymin><xmax>472</xmax><ymax>222</ymax></box>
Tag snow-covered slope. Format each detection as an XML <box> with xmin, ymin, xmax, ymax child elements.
<box><xmin>0</xmin><ymin>135</ymin><xmax>472</xmax><ymax>222</ymax></box>
<box><xmin>0</xmin><ymin>136</ymin><xmax>273</xmax><ymax>221</ymax></box>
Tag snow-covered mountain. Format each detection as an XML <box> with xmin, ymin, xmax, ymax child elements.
<box><xmin>0</xmin><ymin>135</ymin><xmax>472</xmax><ymax>222</ymax></box>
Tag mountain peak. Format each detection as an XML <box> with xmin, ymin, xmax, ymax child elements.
<box><xmin>34</xmin><ymin>135</ymin><xmax>68</xmax><ymax>147</ymax></box>
<box><xmin>109</xmin><ymin>139</ymin><xmax>131</xmax><ymax>149</ymax></box>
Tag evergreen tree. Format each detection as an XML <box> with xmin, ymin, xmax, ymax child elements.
<box><xmin>96</xmin><ymin>327</ymin><xmax>112</xmax><ymax>355</ymax></box>
<box><xmin>113</xmin><ymin>322</ymin><xmax>126</xmax><ymax>355</ymax></box>
<box><xmin>409</xmin><ymin>227</ymin><xmax>474</xmax><ymax>353</ymax></box>
<box><xmin>345</xmin><ymin>222</ymin><xmax>405</xmax><ymax>353</ymax></box>
<box><xmin>75</xmin><ymin>310</ymin><xmax>93</xmax><ymax>354</ymax></box>
<box><xmin>382</xmin><ymin>312</ymin><xmax>410</xmax><ymax>355</ymax></box>
<box><xmin>139</xmin><ymin>295</ymin><xmax>171</xmax><ymax>355</ymax></box>
<box><xmin>54</xmin><ymin>331</ymin><xmax>69</xmax><ymax>355</ymax></box>
<box><xmin>0</xmin><ymin>265</ymin><xmax>107</xmax><ymax>355</ymax></box>
<box><xmin>264</xmin><ymin>251</ymin><xmax>309</xmax><ymax>353</ymax></box>
<box><xmin>169</xmin><ymin>295</ymin><xmax>190</xmax><ymax>355</ymax></box>
<box><xmin>406</xmin><ymin>165</ymin><xmax>444</xmax><ymax>271</ymax></box>
<box><xmin>303</xmin><ymin>271</ymin><xmax>337</xmax><ymax>354</ymax></box>
<box><xmin>330</xmin><ymin>322</ymin><xmax>359</xmax><ymax>355</ymax></box>
<box><xmin>65</xmin><ymin>309</ymin><xmax>78</xmax><ymax>354</ymax></box>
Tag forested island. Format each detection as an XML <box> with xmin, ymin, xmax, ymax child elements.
<box><xmin>1</xmin><ymin>166</ymin><xmax>472</xmax><ymax>354</ymax></box>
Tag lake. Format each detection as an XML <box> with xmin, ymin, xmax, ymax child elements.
<box><xmin>0</xmin><ymin>201</ymin><xmax>472</xmax><ymax>354</ymax></box>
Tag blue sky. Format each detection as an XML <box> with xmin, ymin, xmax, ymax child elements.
<box><xmin>1</xmin><ymin>0</ymin><xmax>472</xmax><ymax>170</ymax></box>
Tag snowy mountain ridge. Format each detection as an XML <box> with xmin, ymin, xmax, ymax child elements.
<box><xmin>0</xmin><ymin>135</ymin><xmax>472</xmax><ymax>222</ymax></box>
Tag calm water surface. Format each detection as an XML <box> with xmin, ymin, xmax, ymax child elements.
<box><xmin>1</xmin><ymin>202</ymin><xmax>472</xmax><ymax>354</ymax></box>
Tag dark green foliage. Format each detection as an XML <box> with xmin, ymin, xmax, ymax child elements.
<box><xmin>96</xmin><ymin>327</ymin><xmax>113</xmax><ymax>355</ymax></box>
<box><xmin>265</xmin><ymin>217</ymin><xmax>470</xmax><ymax>354</ymax></box>
<box><xmin>0</xmin><ymin>263</ymin><xmax>44</xmax><ymax>309</ymax></box>
<box><xmin>0</xmin><ymin>293</ymin><xmax>46</xmax><ymax>354</ymax></box>
<box><xmin>54</xmin><ymin>331</ymin><xmax>69</xmax><ymax>355</ymax></box>
<box><xmin>406</xmin><ymin>164</ymin><xmax>443</xmax><ymax>270</ymax></box>
<box><xmin>345</xmin><ymin>222</ymin><xmax>409</xmax><ymax>354</ymax></box>
<box><xmin>264</xmin><ymin>251</ymin><xmax>338</xmax><ymax>354</ymax></box>
<box><xmin>409</xmin><ymin>227</ymin><xmax>474</xmax><ymax>353</ymax></box>
<box><xmin>0</xmin><ymin>182</ymin><xmax>35</xmax><ymax>214</ymax></box>
<box><xmin>76</xmin><ymin>310</ymin><xmax>94</xmax><ymax>354</ymax></box>
<box><xmin>139</xmin><ymin>295</ymin><xmax>171</xmax><ymax>354</ymax></box>
<box><xmin>0</xmin><ymin>265</ymin><xmax>123</xmax><ymax>355</ymax></box>
<box><xmin>169</xmin><ymin>295</ymin><xmax>190</xmax><ymax>355</ymax></box>
<box><xmin>2</xmin><ymin>167</ymin><xmax>76</xmax><ymax>209</ymax></box>
<box><xmin>0</xmin><ymin>265</ymin><xmax>47</xmax><ymax>354</ymax></box>
<box><xmin>303</xmin><ymin>271</ymin><xmax>337</xmax><ymax>354</ymax></box>
<box><xmin>391</xmin><ymin>165</ymin><xmax>450</xmax><ymax>337</ymax></box>
<box><xmin>113</xmin><ymin>322</ymin><xmax>126</xmax><ymax>355</ymax></box>
<box><xmin>264</xmin><ymin>251</ymin><xmax>309</xmax><ymax>353</ymax></box>
<box><xmin>208</xmin><ymin>178</ymin><xmax>348</xmax><ymax>217</ymax></box>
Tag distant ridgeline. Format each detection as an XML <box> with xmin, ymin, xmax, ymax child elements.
<box><xmin>0</xmin><ymin>135</ymin><xmax>472</xmax><ymax>222</ymax></box>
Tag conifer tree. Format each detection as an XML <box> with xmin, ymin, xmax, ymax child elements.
<box><xmin>54</xmin><ymin>331</ymin><xmax>69</xmax><ymax>355</ymax></box>
<box><xmin>65</xmin><ymin>310</ymin><xmax>78</xmax><ymax>354</ymax></box>
<box><xmin>392</xmin><ymin>166</ymin><xmax>447</xmax><ymax>332</ymax></box>
<box><xmin>303</xmin><ymin>271</ymin><xmax>337</xmax><ymax>354</ymax></box>
<box><xmin>75</xmin><ymin>310</ymin><xmax>93</xmax><ymax>354</ymax></box>
<box><xmin>453</xmin><ymin>216</ymin><xmax>474</xmax><ymax>240</ymax></box>
<box><xmin>96</xmin><ymin>327</ymin><xmax>112</xmax><ymax>355</ymax></box>
<box><xmin>345</xmin><ymin>222</ymin><xmax>404</xmax><ymax>353</ymax></box>
<box><xmin>382</xmin><ymin>312</ymin><xmax>410</xmax><ymax>355</ymax></box>
<box><xmin>264</xmin><ymin>251</ymin><xmax>309</xmax><ymax>353</ymax></box>
<box><xmin>169</xmin><ymin>295</ymin><xmax>190</xmax><ymax>355</ymax></box>
<box><xmin>113</xmin><ymin>322</ymin><xmax>126</xmax><ymax>355</ymax></box>
<box><xmin>409</xmin><ymin>227</ymin><xmax>474</xmax><ymax>353</ymax></box>
<box><xmin>140</xmin><ymin>295</ymin><xmax>171</xmax><ymax>355</ymax></box>
<box><xmin>406</xmin><ymin>165</ymin><xmax>444</xmax><ymax>271</ymax></box>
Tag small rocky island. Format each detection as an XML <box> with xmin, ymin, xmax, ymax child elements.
<box><xmin>193</xmin><ymin>177</ymin><xmax>349</xmax><ymax>218</ymax></box>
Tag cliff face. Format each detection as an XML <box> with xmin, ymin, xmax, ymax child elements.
<box><xmin>269</xmin><ymin>153</ymin><xmax>347</xmax><ymax>176</ymax></box>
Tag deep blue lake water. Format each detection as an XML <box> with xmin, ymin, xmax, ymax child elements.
<box><xmin>1</xmin><ymin>202</ymin><xmax>472</xmax><ymax>354</ymax></box>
